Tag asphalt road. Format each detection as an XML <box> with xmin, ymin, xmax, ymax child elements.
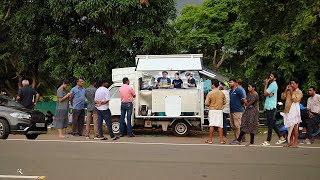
<box><xmin>1</xmin><ymin>135</ymin><xmax>320</xmax><ymax>180</ymax></box>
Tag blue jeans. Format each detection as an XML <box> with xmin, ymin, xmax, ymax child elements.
<box><xmin>120</xmin><ymin>102</ymin><xmax>133</xmax><ymax>136</ymax></box>
<box><xmin>97</xmin><ymin>109</ymin><xmax>115</xmax><ymax>138</ymax></box>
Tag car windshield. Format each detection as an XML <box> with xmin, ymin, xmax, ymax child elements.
<box><xmin>0</xmin><ymin>95</ymin><xmax>24</xmax><ymax>108</ymax></box>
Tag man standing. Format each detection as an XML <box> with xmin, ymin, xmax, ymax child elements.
<box><xmin>281</xmin><ymin>77</ymin><xmax>303</xmax><ymax>148</ymax></box>
<box><xmin>262</xmin><ymin>72</ymin><xmax>286</xmax><ymax>146</ymax></box>
<box><xmin>95</xmin><ymin>79</ymin><xmax>119</xmax><ymax>140</ymax></box>
<box><xmin>119</xmin><ymin>77</ymin><xmax>136</xmax><ymax>137</ymax></box>
<box><xmin>229</xmin><ymin>78</ymin><xmax>245</xmax><ymax>140</ymax></box>
<box><xmin>205</xmin><ymin>79</ymin><xmax>226</xmax><ymax>144</ymax></box>
<box><xmin>16</xmin><ymin>80</ymin><xmax>40</xmax><ymax>109</ymax></box>
<box><xmin>185</xmin><ymin>72</ymin><xmax>197</xmax><ymax>87</ymax></box>
<box><xmin>220</xmin><ymin>82</ymin><xmax>230</xmax><ymax>138</ymax></box>
<box><xmin>305</xmin><ymin>86</ymin><xmax>320</xmax><ymax>144</ymax></box>
<box><xmin>70</xmin><ymin>78</ymin><xmax>86</xmax><ymax>136</ymax></box>
<box><xmin>236</xmin><ymin>79</ymin><xmax>246</xmax><ymax>99</ymax></box>
<box><xmin>156</xmin><ymin>71</ymin><xmax>171</xmax><ymax>88</ymax></box>
<box><xmin>85</xmin><ymin>79</ymin><xmax>99</xmax><ymax>139</ymax></box>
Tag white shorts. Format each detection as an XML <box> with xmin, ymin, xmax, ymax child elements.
<box><xmin>208</xmin><ymin>110</ymin><xmax>223</xmax><ymax>128</ymax></box>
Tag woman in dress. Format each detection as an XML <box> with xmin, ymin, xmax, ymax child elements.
<box><xmin>54</xmin><ymin>80</ymin><xmax>71</xmax><ymax>139</ymax></box>
<box><xmin>231</xmin><ymin>83</ymin><xmax>259</xmax><ymax>145</ymax></box>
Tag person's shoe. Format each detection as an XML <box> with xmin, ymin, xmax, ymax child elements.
<box><xmin>85</xmin><ymin>136</ymin><xmax>90</xmax><ymax>139</ymax></box>
<box><xmin>261</xmin><ymin>141</ymin><xmax>270</xmax><ymax>146</ymax></box>
<box><xmin>128</xmin><ymin>134</ymin><xmax>135</xmax><ymax>137</ymax></box>
<box><xmin>275</xmin><ymin>139</ymin><xmax>286</xmax><ymax>144</ymax></box>
<box><xmin>78</xmin><ymin>134</ymin><xmax>83</xmax><ymax>136</ymax></box>
<box><xmin>100</xmin><ymin>137</ymin><xmax>108</xmax><ymax>140</ymax></box>
<box><xmin>230</xmin><ymin>140</ymin><xmax>240</xmax><ymax>145</ymax></box>
<box><xmin>73</xmin><ymin>133</ymin><xmax>80</xmax><ymax>137</ymax></box>
<box><xmin>112</xmin><ymin>136</ymin><xmax>119</xmax><ymax>141</ymax></box>
<box><xmin>119</xmin><ymin>134</ymin><xmax>124</xmax><ymax>137</ymax></box>
<box><xmin>94</xmin><ymin>136</ymin><xmax>105</xmax><ymax>140</ymax></box>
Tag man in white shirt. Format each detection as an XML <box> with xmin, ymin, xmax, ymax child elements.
<box><xmin>305</xmin><ymin>86</ymin><xmax>320</xmax><ymax>144</ymax></box>
<box><xmin>94</xmin><ymin>79</ymin><xmax>119</xmax><ymax>141</ymax></box>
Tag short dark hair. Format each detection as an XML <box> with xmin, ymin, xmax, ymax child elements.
<box><xmin>309</xmin><ymin>86</ymin><xmax>316</xmax><ymax>91</ymax></box>
<box><xmin>270</xmin><ymin>71</ymin><xmax>278</xmax><ymax>79</ymax></box>
<box><xmin>229</xmin><ymin>78</ymin><xmax>236</xmax><ymax>82</ymax></box>
<box><xmin>162</xmin><ymin>71</ymin><xmax>168</xmax><ymax>74</ymax></box>
<box><xmin>211</xmin><ymin>79</ymin><xmax>220</xmax><ymax>88</ymax></box>
<box><xmin>99</xmin><ymin>79</ymin><xmax>108</xmax><ymax>86</ymax></box>
<box><xmin>90</xmin><ymin>79</ymin><xmax>96</xmax><ymax>85</ymax></box>
<box><xmin>63</xmin><ymin>80</ymin><xmax>70</xmax><ymax>85</ymax></box>
<box><xmin>290</xmin><ymin>77</ymin><xmax>299</xmax><ymax>84</ymax></box>
<box><xmin>175</xmin><ymin>72</ymin><xmax>179</xmax><ymax>76</ymax></box>
<box><xmin>248</xmin><ymin>83</ymin><xmax>256</xmax><ymax>89</ymax></box>
<box><xmin>123</xmin><ymin>77</ymin><xmax>129</xmax><ymax>84</ymax></box>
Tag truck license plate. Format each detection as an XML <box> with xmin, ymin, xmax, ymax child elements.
<box><xmin>36</xmin><ymin>123</ymin><xmax>45</xmax><ymax>127</ymax></box>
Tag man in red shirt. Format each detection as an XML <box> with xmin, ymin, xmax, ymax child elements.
<box><xmin>119</xmin><ymin>77</ymin><xmax>136</xmax><ymax>137</ymax></box>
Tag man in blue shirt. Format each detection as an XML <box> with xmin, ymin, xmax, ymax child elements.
<box><xmin>229</xmin><ymin>78</ymin><xmax>245</xmax><ymax>140</ymax></box>
<box><xmin>261</xmin><ymin>72</ymin><xmax>286</xmax><ymax>146</ymax></box>
<box><xmin>70</xmin><ymin>78</ymin><xmax>86</xmax><ymax>136</ymax></box>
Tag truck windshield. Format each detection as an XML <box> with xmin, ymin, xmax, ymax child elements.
<box><xmin>109</xmin><ymin>86</ymin><xmax>120</xmax><ymax>98</ymax></box>
<box><xmin>0</xmin><ymin>95</ymin><xmax>24</xmax><ymax>108</ymax></box>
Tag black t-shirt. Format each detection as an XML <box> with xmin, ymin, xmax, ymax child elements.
<box><xmin>17</xmin><ymin>86</ymin><xmax>37</xmax><ymax>109</ymax></box>
<box><xmin>188</xmin><ymin>78</ymin><xmax>197</xmax><ymax>87</ymax></box>
<box><xmin>172</xmin><ymin>79</ymin><xmax>183</xmax><ymax>88</ymax></box>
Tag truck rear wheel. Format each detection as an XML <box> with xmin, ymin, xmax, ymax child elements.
<box><xmin>0</xmin><ymin>119</ymin><xmax>10</xmax><ymax>139</ymax></box>
<box><xmin>172</xmin><ymin>120</ymin><xmax>190</xmax><ymax>137</ymax></box>
<box><xmin>111</xmin><ymin>117</ymin><xmax>120</xmax><ymax>134</ymax></box>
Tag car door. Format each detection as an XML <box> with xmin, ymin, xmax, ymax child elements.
<box><xmin>108</xmin><ymin>85</ymin><xmax>121</xmax><ymax>116</ymax></box>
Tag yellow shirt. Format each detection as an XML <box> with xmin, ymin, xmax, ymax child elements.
<box><xmin>205</xmin><ymin>88</ymin><xmax>226</xmax><ymax>110</ymax></box>
<box><xmin>281</xmin><ymin>88</ymin><xmax>303</xmax><ymax>113</ymax></box>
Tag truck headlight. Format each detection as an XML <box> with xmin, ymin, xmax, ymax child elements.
<box><xmin>10</xmin><ymin>112</ymin><xmax>31</xmax><ymax>119</ymax></box>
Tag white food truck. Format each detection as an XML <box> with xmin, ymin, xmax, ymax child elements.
<box><xmin>108</xmin><ymin>54</ymin><xmax>227</xmax><ymax>136</ymax></box>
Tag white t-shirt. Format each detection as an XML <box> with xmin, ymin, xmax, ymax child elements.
<box><xmin>221</xmin><ymin>90</ymin><xmax>230</xmax><ymax>113</ymax></box>
<box><xmin>94</xmin><ymin>87</ymin><xmax>110</xmax><ymax>110</ymax></box>
<box><xmin>307</xmin><ymin>94</ymin><xmax>320</xmax><ymax>114</ymax></box>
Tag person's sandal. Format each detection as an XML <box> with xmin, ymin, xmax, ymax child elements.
<box><xmin>261</xmin><ymin>141</ymin><xmax>270</xmax><ymax>146</ymax></box>
<box><xmin>205</xmin><ymin>140</ymin><xmax>213</xmax><ymax>144</ymax></box>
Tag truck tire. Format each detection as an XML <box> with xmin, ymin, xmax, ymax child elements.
<box><xmin>26</xmin><ymin>134</ymin><xmax>39</xmax><ymax>140</ymax></box>
<box><xmin>111</xmin><ymin>117</ymin><xmax>121</xmax><ymax>134</ymax></box>
<box><xmin>172</xmin><ymin>120</ymin><xmax>190</xmax><ymax>137</ymax></box>
<box><xmin>0</xmin><ymin>119</ymin><xmax>10</xmax><ymax>139</ymax></box>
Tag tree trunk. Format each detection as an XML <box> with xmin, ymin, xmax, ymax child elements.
<box><xmin>31</xmin><ymin>62</ymin><xmax>39</xmax><ymax>88</ymax></box>
<box><xmin>212</xmin><ymin>50</ymin><xmax>226</xmax><ymax>70</ymax></box>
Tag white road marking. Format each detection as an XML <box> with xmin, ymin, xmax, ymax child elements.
<box><xmin>0</xmin><ymin>175</ymin><xmax>46</xmax><ymax>179</ymax></box>
<box><xmin>4</xmin><ymin>138</ymin><xmax>320</xmax><ymax>149</ymax></box>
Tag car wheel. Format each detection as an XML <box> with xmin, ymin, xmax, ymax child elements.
<box><xmin>172</xmin><ymin>120</ymin><xmax>190</xmax><ymax>137</ymax></box>
<box><xmin>0</xmin><ymin>119</ymin><xmax>10</xmax><ymax>139</ymax></box>
<box><xmin>26</xmin><ymin>134</ymin><xmax>39</xmax><ymax>140</ymax></box>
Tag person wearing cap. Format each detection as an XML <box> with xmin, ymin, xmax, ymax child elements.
<box><xmin>54</xmin><ymin>80</ymin><xmax>71</xmax><ymax>139</ymax></box>
<box><xmin>95</xmin><ymin>79</ymin><xmax>119</xmax><ymax>141</ymax></box>
<box><xmin>156</xmin><ymin>71</ymin><xmax>171</xmax><ymax>88</ymax></box>
<box><xmin>70</xmin><ymin>78</ymin><xmax>86</xmax><ymax>136</ymax></box>
<box><xmin>184</xmin><ymin>72</ymin><xmax>197</xmax><ymax>87</ymax></box>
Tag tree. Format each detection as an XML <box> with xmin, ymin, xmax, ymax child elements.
<box><xmin>45</xmin><ymin>0</ymin><xmax>177</xmax><ymax>82</ymax></box>
<box><xmin>174</xmin><ymin>0</ymin><xmax>240</xmax><ymax>73</ymax></box>
<box><xmin>236</xmin><ymin>0</ymin><xmax>320</xmax><ymax>91</ymax></box>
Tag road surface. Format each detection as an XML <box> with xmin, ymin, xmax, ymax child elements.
<box><xmin>0</xmin><ymin>135</ymin><xmax>319</xmax><ymax>180</ymax></box>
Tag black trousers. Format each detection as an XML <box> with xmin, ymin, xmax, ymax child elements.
<box><xmin>237</xmin><ymin>131</ymin><xmax>255</xmax><ymax>144</ymax></box>
<box><xmin>266</xmin><ymin>109</ymin><xmax>281</xmax><ymax>141</ymax></box>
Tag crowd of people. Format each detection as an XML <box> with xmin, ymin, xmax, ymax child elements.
<box><xmin>14</xmin><ymin>71</ymin><xmax>320</xmax><ymax>147</ymax></box>
<box><xmin>205</xmin><ymin>72</ymin><xmax>320</xmax><ymax>147</ymax></box>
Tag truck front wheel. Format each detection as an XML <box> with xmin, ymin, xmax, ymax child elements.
<box><xmin>172</xmin><ymin>120</ymin><xmax>190</xmax><ymax>137</ymax></box>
